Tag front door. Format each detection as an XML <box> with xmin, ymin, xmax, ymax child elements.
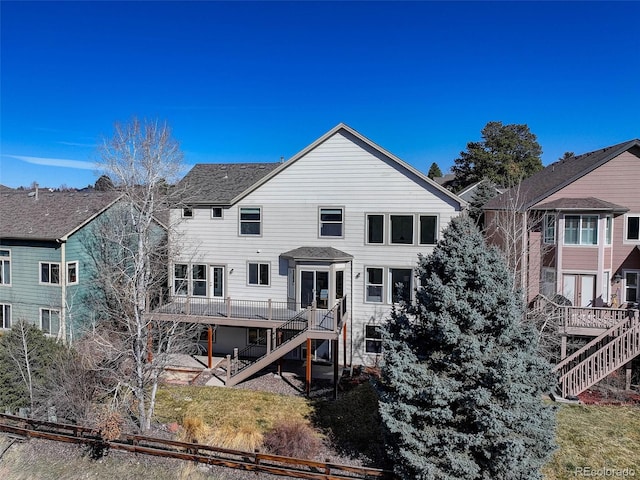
<box><xmin>210</xmin><ymin>266</ymin><xmax>225</xmax><ymax>298</ymax></box>
<box><xmin>300</xmin><ymin>270</ymin><xmax>330</xmax><ymax>308</ymax></box>
<box><xmin>563</xmin><ymin>274</ymin><xmax>595</xmax><ymax>307</ymax></box>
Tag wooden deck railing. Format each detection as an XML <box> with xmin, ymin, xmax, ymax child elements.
<box><xmin>553</xmin><ymin>315</ymin><xmax>640</xmax><ymax>397</ymax></box>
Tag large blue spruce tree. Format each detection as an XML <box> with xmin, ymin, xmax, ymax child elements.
<box><xmin>379</xmin><ymin>215</ymin><xmax>556</xmax><ymax>480</ymax></box>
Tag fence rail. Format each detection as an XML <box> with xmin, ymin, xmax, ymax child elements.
<box><xmin>0</xmin><ymin>413</ymin><xmax>392</xmax><ymax>480</ymax></box>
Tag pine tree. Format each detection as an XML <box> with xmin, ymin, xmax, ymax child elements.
<box><xmin>427</xmin><ymin>162</ymin><xmax>443</xmax><ymax>179</ymax></box>
<box><xmin>468</xmin><ymin>180</ymin><xmax>499</xmax><ymax>227</ymax></box>
<box><xmin>379</xmin><ymin>215</ymin><xmax>556</xmax><ymax>480</ymax></box>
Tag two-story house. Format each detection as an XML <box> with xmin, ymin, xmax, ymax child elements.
<box><xmin>155</xmin><ymin>124</ymin><xmax>465</xmax><ymax>385</ymax></box>
<box><xmin>483</xmin><ymin>139</ymin><xmax>640</xmax><ymax>398</ymax></box>
<box><xmin>0</xmin><ymin>188</ymin><xmax>121</xmax><ymax>342</ymax></box>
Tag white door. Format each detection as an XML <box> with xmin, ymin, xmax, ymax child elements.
<box><xmin>563</xmin><ymin>274</ymin><xmax>595</xmax><ymax>307</ymax></box>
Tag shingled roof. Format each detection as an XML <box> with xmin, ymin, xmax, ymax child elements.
<box><xmin>0</xmin><ymin>190</ymin><xmax>121</xmax><ymax>241</ymax></box>
<box><xmin>484</xmin><ymin>138</ymin><xmax>640</xmax><ymax>211</ymax></box>
<box><xmin>177</xmin><ymin>163</ymin><xmax>280</xmax><ymax>205</ymax></box>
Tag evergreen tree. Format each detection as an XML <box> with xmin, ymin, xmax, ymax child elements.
<box><xmin>468</xmin><ymin>180</ymin><xmax>499</xmax><ymax>227</ymax></box>
<box><xmin>379</xmin><ymin>215</ymin><xmax>556</xmax><ymax>480</ymax></box>
<box><xmin>452</xmin><ymin>121</ymin><xmax>543</xmax><ymax>190</ymax></box>
<box><xmin>427</xmin><ymin>162</ymin><xmax>443</xmax><ymax>179</ymax></box>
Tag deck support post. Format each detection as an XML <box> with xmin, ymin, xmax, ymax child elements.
<box><xmin>207</xmin><ymin>327</ymin><xmax>213</xmax><ymax>369</ymax></box>
<box><xmin>332</xmin><ymin>338</ymin><xmax>339</xmax><ymax>400</ymax></box>
<box><xmin>306</xmin><ymin>338</ymin><xmax>312</xmax><ymax>396</ymax></box>
<box><xmin>560</xmin><ymin>335</ymin><xmax>567</xmax><ymax>360</ymax></box>
<box><xmin>626</xmin><ymin>361</ymin><xmax>633</xmax><ymax>390</ymax></box>
<box><xmin>342</xmin><ymin>323</ymin><xmax>347</xmax><ymax>368</ymax></box>
<box><xmin>266</xmin><ymin>329</ymin><xmax>272</xmax><ymax>354</ymax></box>
<box><xmin>226</xmin><ymin>354</ymin><xmax>231</xmax><ymax>384</ymax></box>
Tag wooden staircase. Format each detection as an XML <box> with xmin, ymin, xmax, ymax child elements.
<box><xmin>552</xmin><ymin>314</ymin><xmax>640</xmax><ymax>398</ymax></box>
<box><xmin>222</xmin><ymin>299</ymin><xmax>345</xmax><ymax>387</ymax></box>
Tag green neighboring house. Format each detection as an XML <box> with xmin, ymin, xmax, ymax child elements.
<box><xmin>0</xmin><ymin>188</ymin><xmax>121</xmax><ymax>342</ymax></box>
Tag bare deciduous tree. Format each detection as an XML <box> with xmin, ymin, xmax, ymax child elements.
<box><xmin>80</xmin><ymin>117</ymin><xmax>195</xmax><ymax>432</ymax></box>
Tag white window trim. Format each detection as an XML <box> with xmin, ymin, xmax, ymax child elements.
<box><xmin>418</xmin><ymin>214</ymin><xmax>439</xmax><ymax>246</ymax></box>
<box><xmin>0</xmin><ymin>303</ymin><xmax>11</xmax><ymax>329</ymax></box>
<box><xmin>388</xmin><ymin>268</ymin><xmax>414</xmax><ymax>304</ymax></box>
<box><xmin>182</xmin><ymin>207</ymin><xmax>194</xmax><ymax>218</ymax></box>
<box><xmin>364</xmin><ymin>324</ymin><xmax>383</xmax><ymax>355</ymax></box>
<box><xmin>40</xmin><ymin>307</ymin><xmax>60</xmax><ymax>335</ymax></box>
<box><xmin>39</xmin><ymin>261</ymin><xmax>61</xmax><ymax>285</ymax></box>
<box><xmin>66</xmin><ymin>261</ymin><xmax>79</xmax><ymax>285</ymax></box>
<box><xmin>364</xmin><ymin>266</ymin><xmax>385</xmax><ymax>303</ymax></box>
<box><xmin>624</xmin><ymin>214</ymin><xmax>640</xmax><ymax>243</ymax></box>
<box><xmin>247</xmin><ymin>261</ymin><xmax>270</xmax><ymax>286</ymax></box>
<box><xmin>389</xmin><ymin>214</ymin><xmax>416</xmax><ymax>245</ymax></box>
<box><xmin>0</xmin><ymin>249</ymin><xmax>11</xmax><ymax>286</ymax></box>
<box><xmin>365</xmin><ymin>213</ymin><xmax>386</xmax><ymax>245</ymax></box>
<box><xmin>191</xmin><ymin>264</ymin><xmax>208</xmax><ymax>297</ymax></box>
<box><xmin>211</xmin><ymin>207</ymin><xmax>224</xmax><ymax>219</ymax></box>
<box><xmin>318</xmin><ymin>206</ymin><xmax>345</xmax><ymax>238</ymax></box>
<box><xmin>623</xmin><ymin>270</ymin><xmax>640</xmax><ymax>305</ymax></box>
<box><xmin>543</xmin><ymin>214</ymin><xmax>556</xmax><ymax>244</ymax></box>
<box><xmin>239</xmin><ymin>206</ymin><xmax>262</xmax><ymax>236</ymax></box>
<box><xmin>563</xmin><ymin>214</ymin><xmax>599</xmax><ymax>246</ymax></box>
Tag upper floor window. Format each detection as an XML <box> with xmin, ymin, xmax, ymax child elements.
<box><xmin>240</xmin><ymin>207</ymin><xmax>261</xmax><ymax>236</ymax></box>
<box><xmin>67</xmin><ymin>261</ymin><xmax>79</xmax><ymax>285</ymax></box>
<box><xmin>390</xmin><ymin>215</ymin><xmax>414</xmax><ymax>244</ymax></box>
<box><xmin>543</xmin><ymin>214</ymin><xmax>556</xmax><ymax>244</ymax></box>
<box><xmin>626</xmin><ymin>215</ymin><xmax>640</xmax><ymax>242</ymax></box>
<box><xmin>211</xmin><ymin>207</ymin><xmax>223</xmax><ymax>219</ymax></box>
<box><xmin>172</xmin><ymin>263</ymin><xmax>207</xmax><ymax>296</ymax></box>
<box><xmin>605</xmin><ymin>215</ymin><xmax>612</xmax><ymax>245</ymax></box>
<box><xmin>366</xmin><ymin>214</ymin><xmax>384</xmax><ymax>244</ymax></box>
<box><xmin>40</xmin><ymin>262</ymin><xmax>61</xmax><ymax>284</ymax></box>
<box><xmin>564</xmin><ymin>215</ymin><xmax>598</xmax><ymax>245</ymax></box>
<box><xmin>40</xmin><ymin>308</ymin><xmax>60</xmax><ymax>335</ymax></box>
<box><xmin>182</xmin><ymin>207</ymin><xmax>193</xmax><ymax>218</ymax></box>
<box><xmin>248</xmin><ymin>262</ymin><xmax>269</xmax><ymax>286</ymax></box>
<box><xmin>319</xmin><ymin>207</ymin><xmax>344</xmax><ymax>237</ymax></box>
<box><xmin>419</xmin><ymin>215</ymin><xmax>438</xmax><ymax>245</ymax></box>
<box><xmin>0</xmin><ymin>250</ymin><xmax>10</xmax><ymax>285</ymax></box>
<box><xmin>0</xmin><ymin>304</ymin><xmax>10</xmax><ymax>329</ymax></box>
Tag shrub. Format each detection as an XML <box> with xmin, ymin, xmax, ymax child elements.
<box><xmin>263</xmin><ymin>420</ymin><xmax>321</xmax><ymax>458</ymax></box>
<box><xmin>208</xmin><ymin>426</ymin><xmax>263</xmax><ymax>452</ymax></box>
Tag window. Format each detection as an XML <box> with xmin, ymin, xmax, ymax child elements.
<box><xmin>192</xmin><ymin>264</ymin><xmax>207</xmax><ymax>296</ymax></box>
<box><xmin>390</xmin><ymin>215</ymin><xmax>413</xmax><ymax>244</ymax></box>
<box><xmin>419</xmin><ymin>215</ymin><xmax>437</xmax><ymax>245</ymax></box>
<box><xmin>625</xmin><ymin>272</ymin><xmax>639</xmax><ymax>304</ymax></box>
<box><xmin>40</xmin><ymin>262</ymin><xmax>61</xmax><ymax>284</ymax></box>
<box><xmin>365</xmin><ymin>267</ymin><xmax>384</xmax><ymax>303</ymax></box>
<box><xmin>40</xmin><ymin>308</ymin><xmax>60</xmax><ymax>335</ymax></box>
<box><xmin>389</xmin><ymin>268</ymin><xmax>413</xmax><ymax>303</ymax></box>
<box><xmin>626</xmin><ymin>215</ymin><xmax>640</xmax><ymax>241</ymax></box>
<box><xmin>211</xmin><ymin>207</ymin><xmax>223</xmax><ymax>219</ymax></box>
<box><xmin>174</xmin><ymin>264</ymin><xmax>188</xmax><ymax>295</ymax></box>
<box><xmin>543</xmin><ymin>214</ymin><xmax>556</xmax><ymax>244</ymax></box>
<box><xmin>366</xmin><ymin>214</ymin><xmax>384</xmax><ymax>244</ymax></box>
<box><xmin>248</xmin><ymin>328</ymin><xmax>267</xmax><ymax>346</ymax></box>
<box><xmin>67</xmin><ymin>261</ymin><xmax>79</xmax><ymax>285</ymax></box>
<box><xmin>564</xmin><ymin>215</ymin><xmax>598</xmax><ymax>245</ymax></box>
<box><xmin>541</xmin><ymin>268</ymin><xmax>556</xmax><ymax>298</ymax></box>
<box><xmin>0</xmin><ymin>304</ymin><xmax>10</xmax><ymax>329</ymax></box>
<box><xmin>319</xmin><ymin>207</ymin><xmax>344</xmax><ymax>237</ymax></box>
<box><xmin>240</xmin><ymin>207</ymin><xmax>261</xmax><ymax>235</ymax></box>
<box><xmin>0</xmin><ymin>250</ymin><xmax>10</xmax><ymax>285</ymax></box>
<box><xmin>365</xmin><ymin>325</ymin><xmax>382</xmax><ymax>354</ymax></box>
<box><xmin>248</xmin><ymin>262</ymin><xmax>269</xmax><ymax>286</ymax></box>
<box><xmin>182</xmin><ymin>207</ymin><xmax>193</xmax><ymax>218</ymax></box>
<box><xmin>605</xmin><ymin>216</ymin><xmax>612</xmax><ymax>245</ymax></box>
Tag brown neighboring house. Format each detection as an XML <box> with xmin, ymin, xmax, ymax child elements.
<box><xmin>484</xmin><ymin>139</ymin><xmax>640</xmax><ymax>398</ymax></box>
<box><xmin>484</xmin><ymin>138</ymin><xmax>640</xmax><ymax>306</ymax></box>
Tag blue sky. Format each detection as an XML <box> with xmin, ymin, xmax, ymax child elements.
<box><xmin>1</xmin><ymin>1</ymin><xmax>639</xmax><ymax>189</ymax></box>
